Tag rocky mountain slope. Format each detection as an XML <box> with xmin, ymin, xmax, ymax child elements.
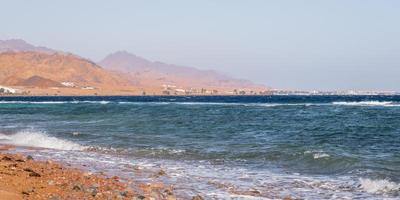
<box><xmin>0</xmin><ymin>51</ymin><xmax>131</xmax><ymax>89</ymax></box>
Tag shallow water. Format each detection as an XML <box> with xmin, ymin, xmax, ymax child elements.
<box><xmin>0</xmin><ymin>95</ymin><xmax>399</xmax><ymax>199</ymax></box>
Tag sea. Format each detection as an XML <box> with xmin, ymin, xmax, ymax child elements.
<box><xmin>0</xmin><ymin>95</ymin><xmax>399</xmax><ymax>199</ymax></box>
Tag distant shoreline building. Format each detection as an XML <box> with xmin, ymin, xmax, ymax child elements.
<box><xmin>0</xmin><ymin>85</ymin><xmax>18</xmax><ymax>94</ymax></box>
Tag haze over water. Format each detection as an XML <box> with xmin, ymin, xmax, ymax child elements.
<box><xmin>0</xmin><ymin>95</ymin><xmax>399</xmax><ymax>199</ymax></box>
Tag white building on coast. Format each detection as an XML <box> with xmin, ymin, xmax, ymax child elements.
<box><xmin>0</xmin><ymin>85</ymin><xmax>18</xmax><ymax>94</ymax></box>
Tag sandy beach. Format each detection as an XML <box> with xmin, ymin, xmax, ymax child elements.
<box><xmin>0</xmin><ymin>145</ymin><xmax>177</xmax><ymax>200</ymax></box>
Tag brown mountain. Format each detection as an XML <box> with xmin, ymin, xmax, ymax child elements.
<box><xmin>99</xmin><ymin>51</ymin><xmax>265</xmax><ymax>91</ymax></box>
<box><xmin>0</xmin><ymin>51</ymin><xmax>131</xmax><ymax>89</ymax></box>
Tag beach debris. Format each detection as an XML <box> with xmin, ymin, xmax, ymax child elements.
<box><xmin>151</xmin><ymin>169</ymin><xmax>168</xmax><ymax>178</ymax></box>
<box><xmin>87</xmin><ymin>185</ymin><xmax>98</xmax><ymax>197</ymax></box>
<box><xmin>119</xmin><ymin>191</ymin><xmax>128</xmax><ymax>197</ymax></box>
<box><xmin>192</xmin><ymin>194</ymin><xmax>204</xmax><ymax>200</ymax></box>
<box><xmin>2</xmin><ymin>156</ymin><xmax>13</xmax><ymax>161</ymax></box>
<box><xmin>25</xmin><ymin>167</ymin><xmax>41</xmax><ymax>177</ymax></box>
<box><xmin>157</xmin><ymin>169</ymin><xmax>167</xmax><ymax>176</ymax></box>
<box><xmin>163</xmin><ymin>188</ymin><xmax>176</xmax><ymax>200</ymax></box>
<box><xmin>48</xmin><ymin>180</ymin><xmax>54</xmax><ymax>185</ymax></box>
<box><xmin>49</xmin><ymin>196</ymin><xmax>61</xmax><ymax>200</ymax></box>
<box><xmin>112</xmin><ymin>175</ymin><xmax>120</xmax><ymax>181</ymax></box>
<box><xmin>29</xmin><ymin>171</ymin><xmax>41</xmax><ymax>177</ymax></box>
<box><xmin>231</xmin><ymin>189</ymin><xmax>262</xmax><ymax>197</ymax></box>
<box><xmin>132</xmin><ymin>194</ymin><xmax>146</xmax><ymax>200</ymax></box>
<box><xmin>8</xmin><ymin>163</ymin><xmax>18</xmax><ymax>168</ymax></box>
<box><xmin>164</xmin><ymin>188</ymin><xmax>173</xmax><ymax>196</ymax></box>
<box><xmin>166</xmin><ymin>195</ymin><xmax>177</xmax><ymax>200</ymax></box>
<box><xmin>15</xmin><ymin>158</ymin><xmax>25</xmax><ymax>162</ymax></box>
<box><xmin>26</xmin><ymin>155</ymin><xmax>34</xmax><ymax>160</ymax></box>
<box><xmin>72</xmin><ymin>184</ymin><xmax>82</xmax><ymax>191</ymax></box>
<box><xmin>83</xmin><ymin>172</ymin><xmax>93</xmax><ymax>177</ymax></box>
<box><xmin>72</xmin><ymin>132</ymin><xmax>80</xmax><ymax>136</ymax></box>
<box><xmin>150</xmin><ymin>189</ymin><xmax>164</xmax><ymax>199</ymax></box>
<box><xmin>23</xmin><ymin>167</ymin><xmax>34</xmax><ymax>172</ymax></box>
<box><xmin>21</xmin><ymin>187</ymin><xmax>35</xmax><ymax>195</ymax></box>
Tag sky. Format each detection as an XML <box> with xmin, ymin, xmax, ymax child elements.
<box><xmin>1</xmin><ymin>0</ymin><xmax>399</xmax><ymax>91</ymax></box>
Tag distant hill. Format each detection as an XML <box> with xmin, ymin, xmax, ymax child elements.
<box><xmin>0</xmin><ymin>39</ymin><xmax>56</xmax><ymax>54</ymax></box>
<box><xmin>99</xmin><ymin>51</ymin><xmax>265</xmax><ymax>90</ymax></box>
<box><xmin>0</xmin><ymin>51</ymin><xmax>131</xmax><ymax>89</ymax></box>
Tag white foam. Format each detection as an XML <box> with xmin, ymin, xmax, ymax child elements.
<box><xmin>313</xmin><ymin>152</ymin><xmax>330</xmax><ymax>159</ymax></box>
<box><xmin>118</xmin><ymin>102</ymin><xmax>325</xmax><ymax>107</ymax></box>
<box><xmin>80</xmin><ymin>100</ymin><xmax>110</xmax><ymax>104</ymax></box>
<box><xmin>0</xmin><ymin>130</ymin><xmax>84</xmax><ymax>151</ymax></box>
<box><xmin>359</xmin><ymin>178</ymin><xmax>400</xmax><ymax>194</ymax></box>
<box><xmin>332</xmin><ymin>101</ymin><xmax>399</xmax><ymax>107</ymax></box>
<box><xmin>304</xmin><ymin>150</ymin><xmax>330</xmax><ymax>159</ymax></box>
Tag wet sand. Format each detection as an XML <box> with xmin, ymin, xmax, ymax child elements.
<box><xmin>0</xmin><ymin>147</ymin><xmax>177</xmax><ymax>200</ymax></box>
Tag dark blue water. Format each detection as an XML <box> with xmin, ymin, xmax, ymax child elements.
<box><xmin>0</xmin><ymin>95</ymin><xmax>399</xmax><ymax>199</ymax></box>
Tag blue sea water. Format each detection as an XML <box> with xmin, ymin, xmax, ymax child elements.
<box><xmin>0</xmin><ymin>95</ymin><xmax>399</xmax><ymax>199</ymax></box>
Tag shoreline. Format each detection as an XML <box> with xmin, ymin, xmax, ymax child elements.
<box><xmin>0</xmin><ymin>145</ymin><xmax>177</xmax><ymax>200</ymax></box>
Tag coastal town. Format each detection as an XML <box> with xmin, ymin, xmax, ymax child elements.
<box><xmin>1</xmin><ymin>84</ymin><xmax>398</xmax><ymax>96</ymax></box>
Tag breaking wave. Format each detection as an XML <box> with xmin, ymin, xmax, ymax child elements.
<box><xmin>0</xmin><ymin>130</ymin><xmax>84</xmax><ymax>151</ymax></box>
<box><xmin>359</xmin><ymin>178</ymin><xmax>400</xmax><ymax>195</ymax></box>
<box><xmin>304</xmin><ymin>150</ymin><xmax>331</xmax><ymax>159</ymax></box>
<box><xmin>332</xmin><ymin>101</ymin><xmax>399</xmax><ymax>107</ymax></box>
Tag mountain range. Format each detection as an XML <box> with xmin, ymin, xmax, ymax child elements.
<box><xmin>99</xmin><ymin>51</ymin><xmax>261</xmax><ymax>90</ymax></box>
<box><xmin>0</xmin><ymin>39</ymin><xmax>267</xmax><ymax>95</ymax></box>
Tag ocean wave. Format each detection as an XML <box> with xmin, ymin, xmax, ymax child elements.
<box><xmin>304</xmin><ymin>150</ymin><xmax>331</xmax><ymax>159</ymax></box>
<box><xmin>0</xmin><ymin>130</ymin><xmax>84</xmax><ymax>151</ymax></box>
<box><xmin>312</xmin><ymin>152</ymin><xmax>330</xmax><ymax>159</ymax></box>
<box><xmin>118</xmin><ymin>102</ymin><xmax>171</xmax><ymax>105</ymax></box>
<box><xmin>359</xmin><ymin>178</ymin><xmax>400</xmax><ymax>195</ymax></box>
<box><xmin>86</xmin><ymin>146</ymin><xmax>186</xmax><ymax>157</ymax></box>
<box><xmin>332</xmin><ymin>101</ymin><xmax>399</xmax><ymax>107</ymax></box>
<box><xmin>77</xmin><ymin>100</ymin><xmax>110</xmax><ymax>104</ymax></box>
<box><xmin>118</xmin><ymin>102</ymin><xmax>323</xmax><ymax>107</ymax></box>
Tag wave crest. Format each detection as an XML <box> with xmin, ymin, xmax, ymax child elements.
<box><xmin>332</xmin><ymin>101</ymin><xmax>399</xmax><ymax>107</ymax></box>
<box><xmin>0</xmin><ymin>130</ymin><xmax>84</xmax><ymax>151</ymax></box>
<box><xmin>359</xmin><ymin>178</ymin><xmax>400</xmax><ymax>195</ymax></box>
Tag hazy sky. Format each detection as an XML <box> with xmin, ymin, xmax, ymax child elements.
<box><xmin>1</xmin><ymin>0</ymin><xmax>399</xmax><ymax>91</ymax></box>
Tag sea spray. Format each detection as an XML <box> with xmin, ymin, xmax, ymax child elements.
<box><xmin>0</xmin><ymin>130</ymin><xmax>84</xmax><ymax>151</ymax></box>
